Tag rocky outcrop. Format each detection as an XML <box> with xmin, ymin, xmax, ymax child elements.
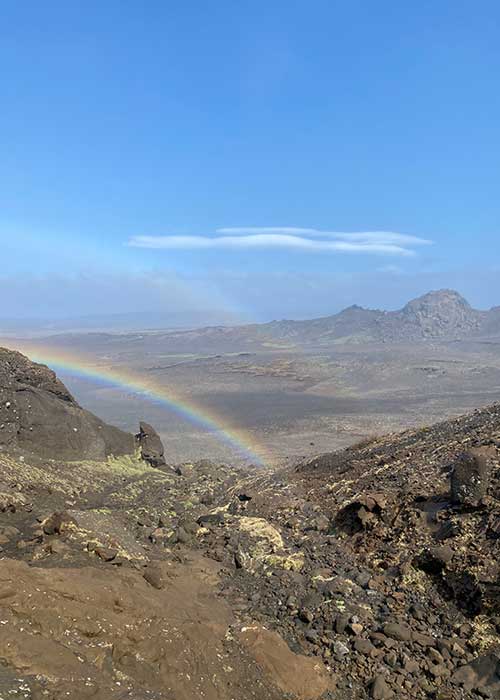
<box><xmin>398</xmin><ymin>289</ymin><xmax>482</xmax><ymax>339</ymax></box>
<box><xmin>135</xmin><ymin>421</ymin><xmax>166</xmax><ymax>467</ymax></box>
<box><xmin>450</xmin><ymin>447</ymin><xmax>495</xmax><ymax>507</ymax></box>
<box><xmin>0</xmin><ymin>347</ymin><xmax>134</xmax><ymax>460</ymax></box>
<box><xmin>253</xmin><ymin>289</ymin><xmax>488</xmax><ymax>345</ymax></box>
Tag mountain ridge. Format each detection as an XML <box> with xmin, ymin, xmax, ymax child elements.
<box><xmin>258</xmin><ymin>289</ymin><xmax>487</xmax><ymax>344</ymax></box>
<box><xmin>7</xmin><ymin>289</ymin><xmax>500</xmax><ymax>358</ymax></box>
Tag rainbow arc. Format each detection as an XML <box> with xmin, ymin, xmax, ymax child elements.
<box><xmin>8</xmin><ymin>342</ymin><xmax>270</xmax><ymax>468</ymax></box>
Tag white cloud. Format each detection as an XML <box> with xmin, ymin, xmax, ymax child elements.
<box><xmin>217</xmin><ymin>228</ymin><xmax>432</xmax><ymax>247</ymax></box>
<box><xmin>128</xmin><ymin>229</ymin><xmax>433</xmax><ymax>256</ymax></box>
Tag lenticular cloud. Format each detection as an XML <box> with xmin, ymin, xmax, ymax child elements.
<box><xmin>128</xmin><ymin>228</ymin><xmax>432</xmax><ymax>256</ymax></box>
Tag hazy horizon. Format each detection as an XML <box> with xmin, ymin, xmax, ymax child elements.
<box><xmin>1</xmin><ymin>284</ymin><xmax>499</xmax><ymax>336</ymax></box>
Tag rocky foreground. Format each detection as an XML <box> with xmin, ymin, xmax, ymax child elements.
<box><xmin>0</xmin><ymin>349</ymin><xmax>500</xmax><ymax>698</ymax></box>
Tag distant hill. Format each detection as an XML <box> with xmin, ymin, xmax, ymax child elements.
<box><xmin>155</xmin><ymin>289</ymin><xmax>500</xmax><ymax>348</ymax></box>
<box><xmin>260</xmin><ymin>289</ymin><xmax>488</xmax><ymax>344</ymax></box>
<box><xmin>16</xmin><ymin>290</ymin><xmax>500</xmax><ymax>354</ymax></box>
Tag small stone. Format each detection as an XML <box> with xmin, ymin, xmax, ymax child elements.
<box><xmin>143</xmin><ymin>563</ymin><xmax>165</xmax><ymax>589</ymax></box>
<box><xmin>450</xmin><ymin>642</ymin><xmax>466</xmax><ymax>658</ymax></box>
<box><xmin>412</xmin><ymin>631</ymin><xmax>436</xmax><ymax>647</ymax></box>
<box><xmin>384</xmin><ymin>651</ymin><xmax>398</xmax><ymax>667</ymax></box>
<box><xmin>311</xmin><ymin>515</ymin><xmax>330</xmax><ymax>532</ymax></box>
<box><xmin>428</xmin><ymin>648</ymin><xmax>444</xmax><ymax>664</ymax></box>
<box><xmin>42</xmin><ymin>511</ymin><xmax>77</xmax><ymax>536</ymax></box>
<box><xmin>335</xmin><ymin>613</ymin><xmax>350</xmax><ymax>634</ymax></box>
<box><xmin>49</xmin><ymin>540</ymin><xmax>69</xmax><ymax>555</ymax></box>
<box><xmin>429</xmin><ymin>664</ymin><xmax>450</xmax><ymax>678</ymax></box>
<box><xmin>197</xmin><ymin>512</ymin><xmax>225</xmax><ymax>527</ymax></box>
<box><xmin>430</xmin><ymin>545</ymin><xmax>454</xmax><ymax>565</ymax></box>
<box><xmin>383</xmin><ymin>622</ymin><xmax>412</xmax><ymax>642</ymax></box>
<box><xmin>354</xmin><ymin>638</ymin><xmax>376</xmax><ymax>656</ymax></box>
<box><xmin>174</xmin><ymin>527</ymin><xmax>190</xmax><ymax>544</ymax></box>
<box><xmin>371</xmin><ymin>674</ymin><xmax>394</xmax><ymax>699</ymax></box>
<box><xmin>333</xmin><ymin>640</ymin><xmax>350</xmax><ymax>658</ymax></box>
<box><xmin>95</xmin><ymin>547</ymin><xmax>117</xmax><ymax>562</ymax></box>
<box><xmin>450</xmin><ymin>447</ymin><xmax>494</xmax><ymax>507</ymax></box>
<box><xmin>299</xmin><ymin>608</ymin><xmax>314</xmax><ymax>624</ymax></box>
<box><xmin>404</xmin><ymin>658</ymin><xmax>420</xmax><ymax>674</ymax></box>
<box><xmin>305</xmin><ymin>629</ymin><xmax>319</xmax><ymax>644</ymax></box>
<box><xmin>419</xmin><ymin>678</ymin><xmax>436</xmax><ymax>693</ymax></box>
<box><xmin>0</xmin><ymin>525</ymin><xmax>20</xmax><ymax>539</ymax></box>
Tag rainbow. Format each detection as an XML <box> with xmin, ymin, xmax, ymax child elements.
<box><xmin>5</xmin><ymin>341</ymin><xmax>271</xmax><ymax>468</ymax></box>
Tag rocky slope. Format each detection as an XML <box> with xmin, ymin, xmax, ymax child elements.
<box><xmin>0</xmin><ymin>355</ymin><xmax>500</xmax><ymax>698</ymax></box>
<box><xmin>0</xmin><ymin>347</ymin><xmax>134</xmax><ymax>460</ymax></box>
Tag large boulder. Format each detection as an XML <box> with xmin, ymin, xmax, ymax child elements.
<box><xmin>451</xmin><ymin>653</ymin><xmax>500</xmax><ymax>692</ymax></box>
<box><xmin>0</xmin><ymin>347</ymin><xmax>134</xmax><ymax>460</ymax></box>
<box><xmin>135</xmin><ymin>421</ymin><xmax>166</xmax><ymax>468</ymax></box>
<box><xmin>450</xmin><ymin>447</ymin><xmax>495</xmax><ymax>507</ymax></box>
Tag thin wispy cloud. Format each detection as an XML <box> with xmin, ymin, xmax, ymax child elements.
<box><xmin>218</xmin><ymin>228</ymin><xmax>432</xmax><ymax>247</ymax></box>
<box><xmin>128</xmin><ymin>229</ymin><xmax>432</xmax><ymax>257</ymax></box>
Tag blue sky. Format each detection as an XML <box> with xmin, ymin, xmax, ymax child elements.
<box><xmin>1</xmin><ymin>1</ymin><xmax>499</xmax><ymax>322</ymax></box>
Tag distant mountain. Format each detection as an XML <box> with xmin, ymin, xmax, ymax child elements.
<box><xmin>257</xmin><ymin>289</ymin><xmax>490</xmax><ymax>345</ymax></box>
<box><xmin>20</xmin><ymin>290</ymin><xmax>500</xmax><ymax>354</ymax></box>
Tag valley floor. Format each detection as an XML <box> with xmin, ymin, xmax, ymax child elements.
<box><xmin>53</xmin><ymin>338</ymin><xmax>500</xmax><ymax>466</ymax></box>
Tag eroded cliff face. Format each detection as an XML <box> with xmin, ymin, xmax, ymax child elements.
<box><xmin>0</xmin><ymin>347</ymin><xmax>134</xmax><ymax>460</ymax></box>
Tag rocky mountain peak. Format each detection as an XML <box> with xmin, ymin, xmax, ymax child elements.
<box><xmin>403</xmin><ymin>289</ymin><xmax>471</xmax><ymax>313</ymax></box>
<box><xmin>338</xmin><ymin>304</ymin><xmax>369</xmax><ymax>314</ymax></box>
<box><xmin>400</xmin><ymin>289</ymin><xmax>481</xmax><ymax>338</ymax></box>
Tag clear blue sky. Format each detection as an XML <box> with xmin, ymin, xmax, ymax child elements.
<box><xmin>1</xmin><ymin>1</ymin><xmax>499</xmax><ymax>322</ymax></box>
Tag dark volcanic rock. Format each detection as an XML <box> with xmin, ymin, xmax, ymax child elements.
<box><xmin>95</xmin><ymin>546</ymin><xmax>117</xmax><ymax>562</ymax></box>
<box><xmin>451</xmin><ymin>654</ymin><xmax>500</xmax><ymax>691</ymax></box>
<box><xmin>135</xmin><ymin>421</ymin><xmax>166</xmax><ymax>468</ymax></box>
<box><xmin>450</xmin><ymin>447</ymin><xmax>494</xmax><ymax>507</ymax></box>
<box><xmin>370</xmin><ymin>674</ymin><xmax>394</xmax><ymax>699</ymax></box>
<box><xmin>42</xmin><ymin>511</ymin><xmax>77</xmax><ymax>535</ymax></box>
<box><xmin>383</xmin><ymin>622</ymin><xmax>412</xmax><ymax>642</ymax></box>
<box><xmin>143</xmin><ymin>562</ymin><xmax>166</xmax><ymax>589</ymax></box>
<box><xmin>0</xmin><ymin>347</ymin><xmax>134</xmax><ymax>460</ymax></box>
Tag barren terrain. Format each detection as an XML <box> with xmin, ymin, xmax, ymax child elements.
<box><xmin>27</xmin><ymin>338</ymin><xmax>500</xmax><ymax>467</ymax></box>
<box><xmin>4</xmin><ymin>291</ymin><xmax>500</xmax><ymax>468</ymax></box>
<box><xmin>1</xmin><ymin>346</ymin><xmax>500</xmax><ymax>698</ymax></box>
